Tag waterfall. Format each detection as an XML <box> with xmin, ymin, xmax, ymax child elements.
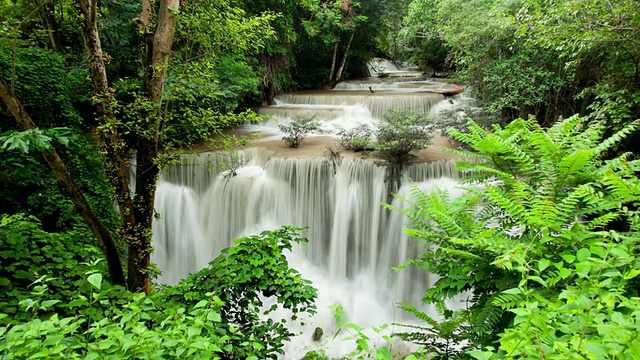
<box><xmin>151</xmin><ymin>150</ymin><xmax>464</xmax><ymax>357</ymax></box>
<box><xmin>152</xmin><ymin>73</ymin><xmax>472</xmax><ymax>357</ymax></box>
<box><xmin>274</xmin><ymin>93</ymin><xmax>443</xmax><ymax>120</ymax></box>
<box><xmin>153</xmin><ymin>148</ymin><xmax>460</xmax><ymax>290</ymax></box>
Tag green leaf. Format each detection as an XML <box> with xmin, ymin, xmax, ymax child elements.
<box><xmin>206</xmin><ymin>311</ymin><xmax>221</xmax><ymax>322</ymax></box>
<box><xmin>87</xmin><ymin>273</ymin><xmax>102</xmax><ymax>290</ymax></box>
<box><xmin>576</xmin><ymin>248</ymin><xmax>591</xmax><ymax>262</ymax></box>
<box><xmin>468</xmin><ymin>351</ymin><xmax>495</xmax><ymax>360</ymax></box>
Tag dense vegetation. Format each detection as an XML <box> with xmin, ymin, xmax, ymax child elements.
<box><xmin>1</xmin><ymin>0</ymin><xmax>639</xmax><ymax>358</ymax></box>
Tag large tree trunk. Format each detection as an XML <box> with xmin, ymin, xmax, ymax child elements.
<box><xmin>127</xmin><ymin>0</ymin><xmax>180</xmax><ymax>294</ymax></box>
<box><xmin>0</xmin><ymin>78</ymin><xmax>126</xmax><ymax>287</ymax></box>
<box><xmin>77</xmin><ymin>0</ymin><xmax>179</xmax><ymax>294</ymax></box>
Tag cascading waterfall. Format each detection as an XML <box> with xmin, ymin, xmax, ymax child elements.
<box><xmin>274</xmin><ymin>92</ymin><xmax>443</xmax><ymax>120</ymax></box>
<box><xmin>152</xmin><ymin>74</ymin><xmax>470</xmax><ymax>357</ymax></box>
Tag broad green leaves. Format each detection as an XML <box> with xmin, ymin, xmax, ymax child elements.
<box><xmin>0</xmin><ymin>226</ymin><xmax>317</xmax><ymax>359</ymax></box>
<box><xmin>0</xmin><ymin>128</ymin><xmax>73</xmax><ymax>153</ymax></box>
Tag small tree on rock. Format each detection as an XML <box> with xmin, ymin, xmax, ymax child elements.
<box><xmin>375</xmin><ymin>108</ymin><xmax>433</xmax><ymax>193</ymax></box>
<box><xmin>375</xmin><ymin>108</ymin><xmax>433</xmax><ymax>165</ymax></box>
<box><xmin>337</xmin><ymin>124</ymin><xmax>374</xmax><ymax>151</ymax></box>
<box><xmin>279</xmin><ymin>115</ymin><xmax>320</xmax><ymax>148</ymax></box>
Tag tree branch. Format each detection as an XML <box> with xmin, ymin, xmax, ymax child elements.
<box><xmin>0</xmin><ymin>77</ymin><xmax>127</xmax><ymax>287</ymax></box>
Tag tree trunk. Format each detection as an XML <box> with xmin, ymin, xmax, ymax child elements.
<box><xmin>127</xmin><ymin>0</ymin><xmax>180</xmax><ymax>294</ymax></box>
<box><xmin>77</xmin><ymin>0</ymin><xmax>179</xmax><ymax>293</ymax></box>
<box><xmin>77</xmin><ymin>0</ymin><xmax>134</xmax><ymax>226</ymax></box>
<box><xmin>0</xmin><ymin>78</ymin><xmax>126</xmax><ymax>287</ymax></box>
<box><xmin>336</xmin><ymin>30</ymin><xmax>356</xmax><ymax>82</ymax></box>
<box><xmin>329</xmin><ymin>43</ymin><xmax>339</xmax><ymax>81</ymax></box>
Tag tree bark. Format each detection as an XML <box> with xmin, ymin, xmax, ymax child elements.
<box><xmin>127</xmin><ymin>0</ymin><xmax>180</xmax><ymax>294</ymax></box>
<box><xmin>336</xmin><ymin>30</ymin><xmax>356</xmax><ymax>82</ymax></box>
<box><xmin>329</xmin><ymin>43</ymin><xmax>338</xmax><ymax>81</ymax></box>
<box><xmin>0</xmin><ymin>78</ymin><xmax>126</xmax><ymax>287</ymax></box>
<box><xmin>77</xmin><ymin>0</ymin><xmax>134</xmax><ymax>228</ymax></box>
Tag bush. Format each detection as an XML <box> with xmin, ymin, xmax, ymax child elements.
<box><xmin>278</xmin><ymin>115</ymin><xmax>320</xmax><ymax>148</ymax></box>
<box><xmin>337</xmin><ymin>124</ymin><xmax>374</xmax><ymax>151</ymax></box>
<box><xmin>0</xmin><ymin>214</ymin><xmax>104</xmax><ymax>325</ymax></box>
<box><xmin>166</xmin><ymin>226</ymin><xmax>317</xmax><ymax>359</ymax></box>
<box><xmin>0</xmin><ymin>226</ymin><xmax>318</xmax><ymax>359</ymax></box>
<box><xmin>391</xmin><ymin>116</ymin><xmax>640</xmax><ymax>358</ymax></box>
<box><xmin>375</xmin><ymin>109</ymin><xmax>433</xmax><ymax>165</ymax></box>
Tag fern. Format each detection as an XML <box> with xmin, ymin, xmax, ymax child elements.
<box><xmin>592</xmin><ymin>119</ymin><xmax>640</xmax><ymax>156</ymax></box>
<box><xmin>392</xmin><ymin>115</ymin><xmax>640</xmax><ymax>357</ymax></box>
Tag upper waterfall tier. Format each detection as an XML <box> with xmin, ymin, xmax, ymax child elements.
<box><xmin>273</xmin><ymin>91</ymin><xmax>443</xmax><ymax>120</ymax></box>
<box><xmin>366</xmin><ymin>58</ymin><xmax>422</xmax><ymax>77</ymax></box>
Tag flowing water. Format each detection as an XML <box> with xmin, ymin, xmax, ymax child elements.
<box><xmin>151</xmin><ymin>66</ymin><xmax>469</xmax><ymax>358</ymax></box>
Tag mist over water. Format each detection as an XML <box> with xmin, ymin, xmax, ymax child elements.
<box><xmin>151</xmin><ymin>70</ymin><xmax>470</xmax><ymax>357</ymax></box>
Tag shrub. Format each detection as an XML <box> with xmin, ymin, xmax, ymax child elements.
<box><xmin>0</xmin><ymin>226</ymin><xmax>318</xmax><ymax>359</ymax></box>
<box><xmin>375</xmin><ymin>109</ymin><xmax>433</xmax><ymax>165</ymax></box>
<box><xmin>391</xmin><ymin>116</ymin><xmax>640</xmax><ymax>358</ymax></box>
<box><xmin>278</xmin><ymin>115</ymin><xmax>320</xmax><ymax>148</ymax></box>
<box><xmin>336</xmin><ymin>124</ymin><xmax>374</xmax><ymax>151</ymax></box>
<box><xmin>0</xmin><ymin>214</ymin><xmax>103</xmax><ymax>325</ymax></box>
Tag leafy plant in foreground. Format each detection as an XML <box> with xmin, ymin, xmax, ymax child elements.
<box><xmin>0</xmin><ymin>226</ymin><xmax>317</xmax><ymax>359</ymax></box>
<box><xmin>0</xmin><ymin>214</ymin><xmax>101</xmax><ymax>325</ymax></box>
<box><xmin>392</xmin><ymin>116</ymin><xmax>640</xmax><ymax>358</ymax></box>
<box><xmin>165</xmin><ymin>226</ymin><xmax>318</xmax><ymax>359</ymax></box>
<box><xmin>394</xmin><ymin>301</ymin><xmax>474</xmax><ymax>359</ymax></box>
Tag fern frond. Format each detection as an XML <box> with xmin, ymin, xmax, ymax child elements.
<box><xmin>592</xmin><ymin>119</ymin><xmax>640</xmax><ymax>156</ymax></box>
<box><xmin>554</xmin><ymin>148</ymin><xmax>594</xmax><ymax>190</ymax></box>
<box><xmin>484</xmin><ymin>185</ymin><xmax>528</xmax><ymax>220</ymax></box>
<box><xmin>546</xmin><ymin>114</ymin><xmax>584</xmax><ymax>143</ymax></box>
<box><xmin>585</xmin><ymin>211</ymin><xmax>624</xmax><ymax>230</ymax></box>
<box><xmin>556</xmin><ymin>184</ymin><xmax>595</xmax><ymax>224</ymax></box>
<box><xmin>528</xmin><ymin>196</ymin><xmax>561</xmax><ymax>231</ymax></box>
<box><xmin>490</xmin><ymin>290</ymin><xmax>524</xmax><ymax>309</ymax></box>
<box><xmin>472</xmin><ymin>302</ymin><xmax>505</xmax><ymax>335</ymax></box>
<box><xmin>397</xmin><ymin>302</ymin><xmax>440</xmax><ymax>329</ymax></box>
<box><xmin>603</xmin><ymin>171</ymin><xmax>640</xmax><ymax>201</ymax></box>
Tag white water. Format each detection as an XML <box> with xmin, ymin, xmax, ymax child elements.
<box><xmin>366</xmin><ymin>58</ymin><xmax>422</xmax><ymax>78</ymax></box>
<box><xmin>151</xmin><ymin>75</ymin><xmax>470</xmax><ymax>358</ymax></box>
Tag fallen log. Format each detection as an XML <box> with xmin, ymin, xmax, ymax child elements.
<box><xmin>419</xmin><ymin>86</ymin><xmax>465</xmax><ymax>96</ymax></box>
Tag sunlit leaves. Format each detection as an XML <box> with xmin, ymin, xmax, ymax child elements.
<box><xmin>396</xmin><ymin>115</ymin><xmax>640</xmax><ymax>357</ymax></box>
<box><xmin>0</xmin><ymin>128</ymin><xmax>73</xmax><ymax>153</ymax></box>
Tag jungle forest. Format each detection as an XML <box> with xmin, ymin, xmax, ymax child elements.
<box><xmin>0</xmin><ymin>0</ymin><xmax>639</xmax><ymax>359</ymax></box>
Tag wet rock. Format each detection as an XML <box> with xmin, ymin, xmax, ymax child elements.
<box><xmin>312</xmin><ymin>327</ymin><xmax>323</xmax><ymax>341</ymax></box>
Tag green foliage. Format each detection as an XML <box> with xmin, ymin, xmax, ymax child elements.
<box><xmin>279</xmin><ymin>115</ymin><xmax>321</xmax><ymax>148</ymax></box>
<box><xmin>0</xmin><ymin>128</ymin><xmax>73</xmax><ymax>153</ymax></box>
<box><xmin>0</xmin><ymin>226</ymin><xmax>318</xmax><ymax>359</ymax></box>
<box><xmin>170</xmin><ymin>0</ymin><xmax>275</xmax><ymax>112</ymax></box>
<box><xmin>518</xmin><ymin>0</ymin><xmax>640</xmax><ymax>127</ymax></box>
<box><xmin>336</xmin><ymin>124</ymin><xmax>374</xmax><ymax>151</ymax></box>
<box><xmin>392</xmin><ymin>116</ymin><xmax>640</xmax><ymax>358</ymax></box>
<box><xmin>0</xmin><ymin>130</ymin><xmax>119</xmax><ymax>232</ymax></box>
<box><xmin>401</xmin><ymin>0</ymin><xmax>450</xmax><ymax>73</ymax></box>
<box><xmin>0</xmin><ymin>214</ymin><xmax>101</xmax><ymax>324</ymax></box>
<box><xmin>330</xmin><ymin>304</ymin><xmax>397</xmax><ymax>360</ymax></box>
<box><xmin>394</xmin><ymin>302</ymin><xmax>474</xmax><ymax>359</ymax></box>
<box><xmin>375</xmin><ymin>108</ymin><xmax>433</xmax><ymax>165</ymax></box>
<box><xmin>0</xmin><ymin>274</ymin><xmax>229</xmax><ymax>359</ymax></box>
<box><xmin>165</xmin><ymin>226</ymin><xmax>318</xmax><ymax>359</ymax></box>
<box><xmin>0</xmin><ymin>42</ymin><xmax>84</xmax><ymax>129</ymax></box>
